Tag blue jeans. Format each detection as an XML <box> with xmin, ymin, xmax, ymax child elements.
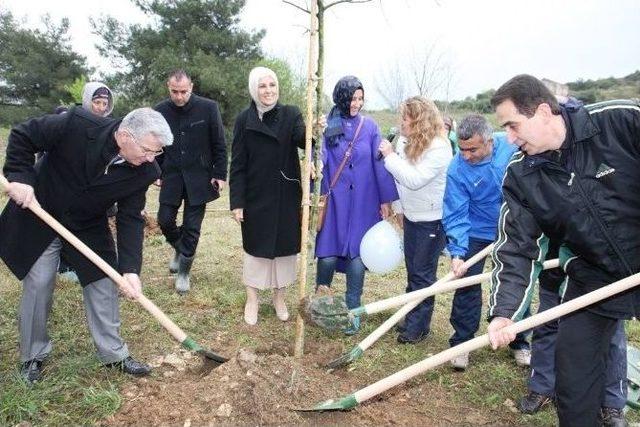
<box><xmin>529</xmin><ymin>284</ymin><xmax>627</xmax><ymax>408</ymax></box>
<box><xmin>316</xmin><ymin>256</ymin><xmax>366</xmax><ymax>309</ymax></box>
<box><xmin>449</xmin><ymin>237</ymin><xmax>530</xmax><ymax>350</ymax></box>
<box><xmin>402</xmin><ymin>218</ymin><xmax>446</xmax><ymax>338</ymax></box>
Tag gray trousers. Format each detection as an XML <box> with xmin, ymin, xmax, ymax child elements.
<box><xmin>19</xmin><ymin>238</ymin><xmax>129</xmax><ymax>364</ymax></box>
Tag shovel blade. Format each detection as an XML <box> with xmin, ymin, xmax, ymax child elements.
<box><xmin>326</xmin><ymin>346</ymin><xmax>364</xmax><ymax>369</ymax></box>
<box><xmin>198</xmin><ymin>348</ymin><xmax>229</xmax><ymax>364</ymax></box>
<box><xmin>182</xmin><ymin>336</ymin><xmax>227</xmax><ymax>366</ymax></box>
<box><xmin>295</xmin><ymin>394</ymin><xmax>358</xmax><ymax>412</ymax></box>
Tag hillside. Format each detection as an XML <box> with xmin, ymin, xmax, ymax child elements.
<box><xmin>445</xmin><ymin>70</ymin><xmax>640</xmax><ymax>118</ymax></box>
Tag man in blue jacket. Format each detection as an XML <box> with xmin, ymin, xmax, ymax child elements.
<box><xmin>442</xmin><ymin>114</ymin><xmax>530</xmax><ymax>370</ymax></box>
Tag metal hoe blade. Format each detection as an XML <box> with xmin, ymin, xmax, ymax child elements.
<box><xmin>325</xmin><ymin>346</ymin><xmax>364</xmax><ymax>369</ymax></box>
<box><xmin>182</xmin><ymin>337</ymin><xmax>228</xmax><ymax>365</ymax></box>
<box><xmin>295</xmin><ymin>394</ymin><xmax>359</xmax><ymax>412</ymax></box>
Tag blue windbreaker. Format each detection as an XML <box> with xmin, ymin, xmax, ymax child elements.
<box><xmin>442</xmin><ymin>133</ymin><xmax>517</xmax><ymax>257</ymax></box>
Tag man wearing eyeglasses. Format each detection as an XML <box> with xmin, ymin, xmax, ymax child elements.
<box><xmin>1</xmin><ymin>107</ymin><xmax>173</xmax><ymax>384</ymax></box>
<box><xmin>154</xmin><ymin>69</ymin><xmax>227</xmax><ymax>294</ymax></box>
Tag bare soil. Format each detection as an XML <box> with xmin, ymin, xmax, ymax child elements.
<box><xmin>102</xmin><ymin>336</ymin><xmax>504</xmax><ymax>427</ymax></box>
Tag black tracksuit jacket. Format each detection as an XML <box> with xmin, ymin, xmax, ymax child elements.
<box><xmin>488</xmin><ymin>99</ymin><xmax>640</xmax><ymax>321</ymax></box>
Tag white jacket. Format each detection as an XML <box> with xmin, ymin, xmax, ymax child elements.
<box><xmin>383</xmin><ymin>135</ymin><xmax>452</xmax><ymax>222</ymax></box>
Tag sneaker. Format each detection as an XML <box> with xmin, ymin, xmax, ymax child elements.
<box><xmin>105</xmin><ymin>356</ymin><xmax>151</xmax><ymax>376</ymax></box>
<box><xmin>397</xmin><ymin>331</ymin><xmax>428</xmax><ymax>344</ymax></box>
<box><xmin>511</xmin><ymin>348</ymin><xmax>531</xmax><ymax>367</ymax></box>
<box><xmin>20</xmin><ymin>359</ymin><xmax>43</xmax><ymax>384</ymax></box>
<box><xmin>450</xmin><ymin>352</ymin><xmax>469</xmax><ymax>371</ymax></box>
<box><xmin>517</xmin><ymin>391</ymin><xmax>553</xmax><ymax>414</ymax></box>
<box><xmin>600</xmin><ymin>407</ymin><xmax>628</xmax><ymax>427</ymax></box>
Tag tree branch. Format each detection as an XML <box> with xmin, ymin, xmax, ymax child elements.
<box><xmin>324</xmin><ymin>0</ymin><xmax>373</xmax><ymax>10</ymax></box>
<box><xmin>282</xmin><ymin>0</ymin><xmax>311</xmax><ymax>14</ymax></box>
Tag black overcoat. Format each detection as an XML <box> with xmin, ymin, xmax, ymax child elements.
<box><xmin>0</xmin><ymin>107</ymin><xmax>160</xmax><ymax>285</ymax></box>
<box><xmin>154</xmin><ymin>95</ymin><xmax>227</xmax><ymax>206</ymax></box>
<box><xmin>229</xmin><ymin>103</ymin><xmax>306</xmax><ymax>258</ymax></box>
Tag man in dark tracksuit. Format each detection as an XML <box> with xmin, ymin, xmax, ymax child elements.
<box><xmin>154</xmin><ymin>70</ymin><xmax>227</xmax><ymax>294</ymax></box>
<box><xmin>486</xmin><ymin>74</ymin><xmax>639</xmax><ymax>427</ymax></box>
<box><xmin>518</xmin><ymin>241</ymin><xmax>627</xmax><ymax>424</ymax></box>
<box><xmin>1</xmin><ymin>107</ymin><xmax>173</xmax><ymax>383</ymax></box>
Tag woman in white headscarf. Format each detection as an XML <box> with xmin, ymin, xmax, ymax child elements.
<box><xmin>81</xmin><ymin>81</ymin><xmax>115</xmax><ymax>117</ymax></box>
<box><xmin>229</xmin><ymin>66</ymin><xmax>307</xmax><ymax>325</ymax></box>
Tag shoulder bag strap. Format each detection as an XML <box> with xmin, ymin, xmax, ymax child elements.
<box><xmin>327</xmin><ymin>116</ymin><xmax>365</xmax><ymax>191</ymax></box>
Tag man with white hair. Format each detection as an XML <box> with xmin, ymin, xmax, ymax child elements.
<box><xmin>1</xmin><ymin>106</ymin><xmax>173</xmax><ymax>383</ymax></box>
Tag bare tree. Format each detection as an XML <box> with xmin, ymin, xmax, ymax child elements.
<box><xmin>410</xmin><ymin>42</ymin><xmax>449</xmax><ymax>99</ymax></box>
<box><xmin>374</xmin><ymin>59</ymin><xmax>408</xmax><ymax>111</ymax></box>
<box><xmin>375</xmin><ymin>42</ymin><xmax>455</xmax><ymax>110</ymax></box>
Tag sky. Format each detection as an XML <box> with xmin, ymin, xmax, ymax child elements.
<box><xmin>2</xmin><ymin>0</ymin><xmax>639</xmax><ymax>109</ymax></box>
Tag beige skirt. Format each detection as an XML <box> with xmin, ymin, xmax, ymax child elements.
<box><xmin>242</xmin><ymin>252</ymin><xmax>298</xmax><ymax>289</ymax></box>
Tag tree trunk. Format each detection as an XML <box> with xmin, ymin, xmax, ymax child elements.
<box><xmin>294</xmin><ymin>0</ymin><xmax>318</xmax><ymax>359</ymax></box>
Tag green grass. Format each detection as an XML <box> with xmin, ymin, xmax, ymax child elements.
<box><xmin>1</xmin><ymin>126</ymin><xmax>640</xmax><ymax>425</ymax></box>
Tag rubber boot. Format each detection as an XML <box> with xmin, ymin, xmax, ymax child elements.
<box><xmin>169</xmin><ymin>249</ymin><xmax>180</xmax><ymax>274</ymax></box>
<box><xmin>175</xmin><ymin>254</ymin><xmax>194</xmax><ymax>295</ymax></box>
<box><xmin>244</xmin><ymin>286</ymin><xmax>259</xmax><ymax>325</ymax></box>
<box><xmin>272</xmin><ymin>287</ymin><xmax>289</xmax><ymax>321</ymax></box>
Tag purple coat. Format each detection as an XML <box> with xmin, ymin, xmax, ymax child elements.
<box><xmin>315</xmin><ymin>114</ymin><xmax>399</xmax><ymax>259</ymax></box>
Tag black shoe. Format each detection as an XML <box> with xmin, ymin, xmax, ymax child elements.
<box><xmin>20</xmin><ymin>359</ymin><xmax>43</xmax><ymax>384</ymax></box>
<box><xmin>105</xmin><ymin>356</ymin><xmax>151</xmax><ymax>376</ymax></box>
<box><xmin>397</xmin><ymin>331</ymin><xmax>428</xmax><ymax>344</ymax></box>
<box><xmin>517</xmin><ymin>391</ymin><xmax>553</xmax><ymax>414</ymax></box>
<box><xmin>600</xmin><ymin>407</ymin><xmax>628</xmax><ymax>427</ymax></box>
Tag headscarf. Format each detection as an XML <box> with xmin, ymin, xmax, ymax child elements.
<box><xmin>81</xmin><ymin>81</ymin><xmax>114</xmax><ymax>117</ymax></box>
<box><xmin>325</xmin><ymin>75</ymin><xmax>364</xmax><ymax>147</ymax></box>
<box><xmin>248</xmin><ymin>66</ymin><xmax>279</xmax><ymax>119</ymax></box>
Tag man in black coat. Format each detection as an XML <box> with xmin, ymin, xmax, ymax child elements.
<box><xmin>154</xmin><ymin>69</ymin><xmax>227</xmax><ymax>294</ymax></box>
<box><xmin>1</xmin><ymin>107</ymin><xmax>173</xmax><ymax>383</ymax></box>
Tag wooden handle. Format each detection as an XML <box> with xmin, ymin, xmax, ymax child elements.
<box><xmin>0</xmin><ymin>174</ymin><xmax>187</xmax><ymax>343</ymax></box>
<box><xmin>364</xmin><ymin>258</ymin><xmax>560</xmax><ymax>315</ymax></box>
<box><xmin>354</xmin><ymin>271</ymin><xmax>640</xmax><ymax>404</ymax></box>
<box><xmin>357</xmin><ymin>243</ymin><xmax>495</xmax><ymax>351</ymax></box>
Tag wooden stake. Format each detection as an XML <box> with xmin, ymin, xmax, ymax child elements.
<box><xmin>294</xmin><ymin>0</ymin><xmax>319</xmax><ymax>359</ymax></box>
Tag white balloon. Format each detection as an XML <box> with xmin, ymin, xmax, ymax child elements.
<box><xmin>360</xmin><ymin>220</ymin><xmax>403</xmax><ymax>274</ymax></box>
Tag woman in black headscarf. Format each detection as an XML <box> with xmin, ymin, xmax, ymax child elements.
<box><xmin>314</xmin><ymin>75</ymin><xmax>399</xmax><ymax>334</ymax></box>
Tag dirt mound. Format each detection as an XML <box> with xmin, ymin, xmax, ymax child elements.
<box><xmin>101</xmin><ymin>346</ymin><xmax>496</xmax><ymax>426</ymax></box>
<box><xmin>142</xmin><ymin>212</ymin><xmax>162</xmax><ymax>237</ymax></box>
<box><xmin>107</xmin><ymin>211</ymin><xmax>162</xmax><ymax>238</ymax></box>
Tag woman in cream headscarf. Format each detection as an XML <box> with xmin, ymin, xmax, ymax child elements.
<box><xmin>229</xmin><ymin>66</ymin><xmax>307</xmax><ymax>325</ymax></box>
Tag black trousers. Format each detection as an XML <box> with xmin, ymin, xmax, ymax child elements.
<box><xmin>556</xmin><ymin>306</ymin><xmax>620</xmax><ymax>427</ymax></box>
<box><xmin>157</xmin><ymin>201</ymin><xmax>206</xmax><ymax>258</ymax></box>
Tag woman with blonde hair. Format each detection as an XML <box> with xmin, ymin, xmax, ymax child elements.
<box><xmin>378</xmin><ymin>96</ymin><xmax>452</xmax><ymax>344</ymax></box>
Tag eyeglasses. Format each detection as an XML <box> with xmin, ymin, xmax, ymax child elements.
<box><xmin>126</xmin><ymin>131</ymin><xmax>164</xmax><ymax>157</ymax></box>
